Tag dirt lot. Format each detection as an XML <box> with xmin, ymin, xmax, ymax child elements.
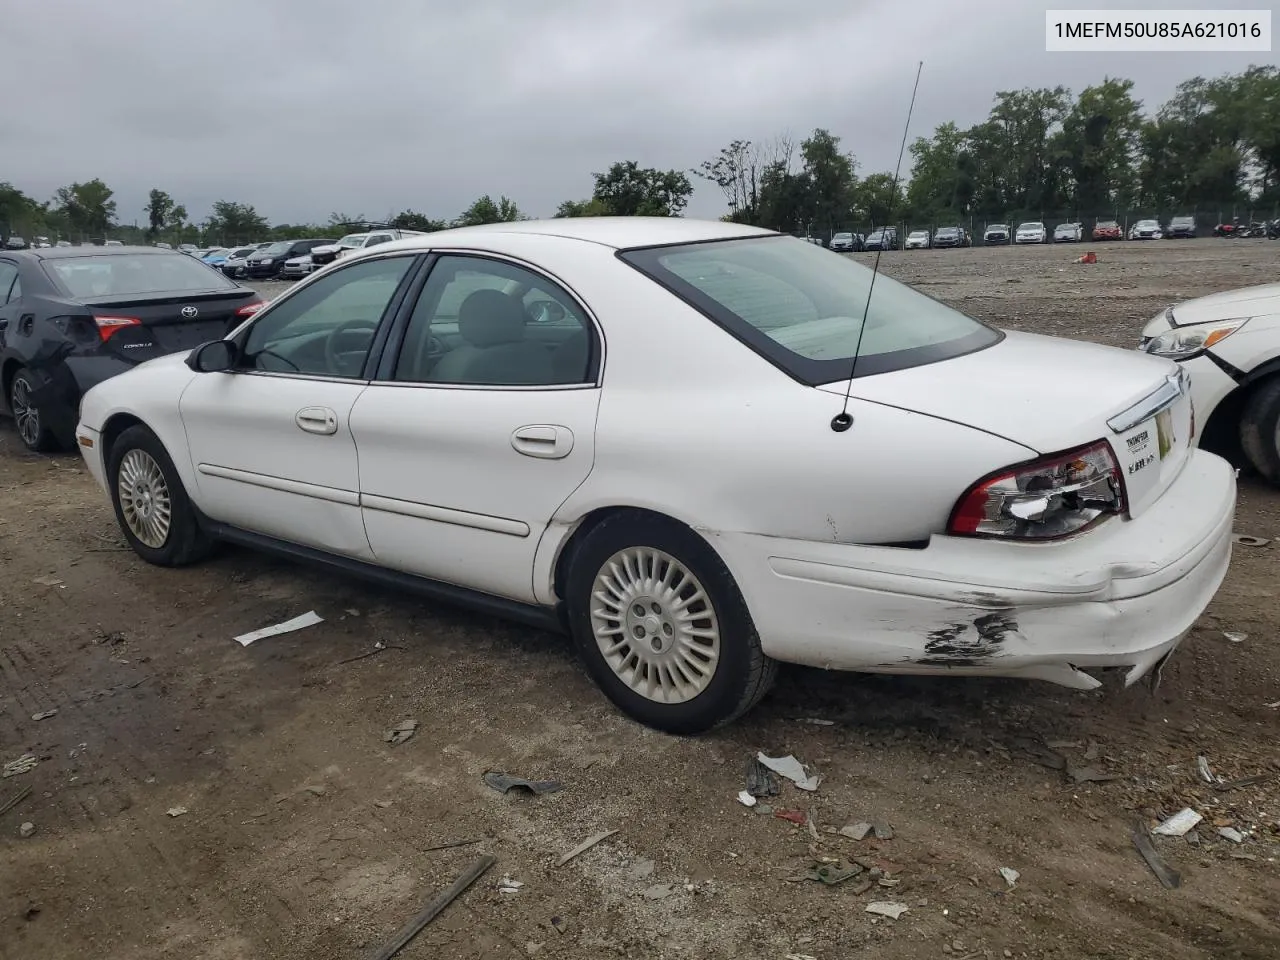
<box><xmin>2</xmin><ymin>238</ymin><xmax>1278</xmax><ymax>960</ymax></box>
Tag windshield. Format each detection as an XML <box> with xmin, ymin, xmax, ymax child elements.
<box><xmin>1018</xmin><ymin>223</ymin><xmax>1043</xmax><ymax>230</ymax></box>
<box><xmin>230</xmin><ymin>247</ymin><xmax>255</xmax><ymax>257</ymax></box>
<box><xmin>45</xmin><ymin>253</ymin><xmax>237</xmax><ymax>298</ymax></box>
<box><xmin>936</xmin><ymin>228</ymin><xmax>958</xmax><ymax>235</ymax></box>
<box><xmin>909</xmin><ymin>231</ymin><xmax>928</xmax><ymax>238</ymax></box>
<box><xmin>620</xmin><ymin>236</ymin><xmax>999</xmax><ymax>384</ymax></box>
<box><xmin>260</xmin><ymin>242</ymin><xmax>291</xmax><ymax>255</ymax></box>
<box><xmin>833</xmin><ymin>233</ymin><xmax>852</xmax><ymax>240</ymax></box>
<box><xmin>337</xmin><ymin>234</ymin><xmax>366</xmax><ymax>248</ymax></box>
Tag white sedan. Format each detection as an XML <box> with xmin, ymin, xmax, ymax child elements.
<box><xmin>74</xmin><ymin>218</ymin><xmax>1237</xmax><ymax>734</ymax></box>
<box><xmin>1140</xmin><ymin>282</ymin><xmax>1280</xmax><ymax>483</ymax></box>
<box><xmin>1014</xmin><ymin>222</ymin><xmax>1047</xmax><ymax>244</ymax></box>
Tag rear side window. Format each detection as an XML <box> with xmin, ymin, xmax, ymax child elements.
<box><xmin>0</xmin><ymin>262</ymin><xmax>17</xmax><ymax>302</ymax></box>
<box><xmin>621</xmin><ymin>235</ymin><xmax>1000</xmax><ymax>384</ymax></box>
<box><xmin>44</xmin><ymin>254</ymin><xmax>236</xmax><ymax>298</ymax></box>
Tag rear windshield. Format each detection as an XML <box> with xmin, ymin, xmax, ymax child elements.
<box><xmin>44</xmin><ymin>253</ymin><xmax>237</xmax><ymax>298</ymax></box>
<box><xmin>620</xmin><ymin>235</ymin><xmax>1000</xmax><ymax>384</ymax></box>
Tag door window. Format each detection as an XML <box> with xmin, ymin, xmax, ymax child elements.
<box><xmin>240</xmin><ymin>255</ymin><xmax>415</xmax><ymax>378</ymax></box>
<box><xmin>0</xmin><ymin>263</ymin><xmax>17</xmax><ymax>303</ymax></box>
<box><xmin>393</xmin><ymin>255</ymin><xmax>595</xmax><ymax>386</ymax></box>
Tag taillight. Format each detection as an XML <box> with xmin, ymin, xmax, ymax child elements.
<box><xmin>93</xmin><ymin>314</ymin><xmax>142</xmax><ymax>342</ymax></box>
<box><xmin>948</xmin><ymin>440</ymin><xmax>1127</xmax><ymax>540</ymax></box>
<box><xmin>235</xmin><ymin>301</ymin><xmax>266</xmax><ymax>317</ymax></box>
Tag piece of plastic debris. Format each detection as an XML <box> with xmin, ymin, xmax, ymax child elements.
<box><xmin>18</xmin><ymin>822</ymin><xmax>35</xmax><ymax>838</ymax></box>
<box><xmin>1219</xmin><ymin>827</ymin><xmax>1245</xmax><ymax>843</ymax></box>
<box><xmin>30</xmin><ymin>710</ymin><xmax>57</xmax><ymax>722</ymax></box>
<box><xmin>2</xmin><ymin>755</ymin><xmax>38</xmax><ymax>779</ymax></box>
<box><xmin>0</xmin><ymin>785</ymin><xmax>32</xmax><ymax>818</ymax></box>
<box><xmin>483</xmin><ymin>772</ymin><xmax>563</xmax><ymax>796</ymax></box>
<box><xmin>550</xmin><ymin>916</ymin><xmax>567</xmax><ymax>935</ymax></box>
<box><xmin>1196</xmin><ymin>755</ymin><xmax>1216</xmax><ymax>783</ymax></box>
<box><xmin>871</xmin><ymin>822</ymin><xmax>894</xmax><ymax>840</ymax></box>
<box><xmin>865</xmin><ymin>901</ymin><xmax>909</xmax><ymax>919</ymax></box>
<box><xmin>367</xmin><ymin>854</ymin><xmax>495</xmax><ymax>960</ymax></box>
<box><xmin>640</xmin><ymin>883</ymin><xmax>676</xmax><ymax>900</ymax></box>
<box><xmin>497</xmin><ymin>876</ymin><xmax>524</xmax><ymax>894</ymax></box>
<box><xmin>785</xmin><ymin>955</ymin><xmax>818</xmax><ymax>960</ymax></box>
<box><xmin>626</xmin><ymin>858</ymin><xmax>655</xmax><ymax>880</ymax></box>
<box><xmin>806</xmin><ymin>858</ymin><xmax>864</xmax><ymax>885</ymax></box>
<box><xmin>745</xmin><ymin>757</ymin><xmax>780</xmax><ymax>797</ymax></box>
<box><xmin>32</xmin><ymin>575</ymin><xmax>64</xmax><ymax>587</ymax></box>
<box><xmin>374</xmin><ymin>800</ymin><xmax>393</xmax><ymax>809</ymax></box>
<box><xmin>1231</xmin><ymin>534</ymin><xmax>1269</xmax><ymax>547</ymax></box>
<box><xmin>1132</xmin><ymin>823</ymin><xmax>1181</xmax><ymax>888</ymax></box>
<box><xmin>1152</xmin><ymin>807</ymin><xmax>1202</xmax><ymax>836</ymax></box>
<box><xmin>1068</xmin><ymin>765</ymin><xmax>1119</xmax><ymax>784</ymax></box>
<box><xmin>754</xmin><ymin>803</ymin><xmax>773</xmax><ymax>816</ymax></box>
<box><xmin>166</xmin><ymin>806</ymin><xmax>188</xmax><ymax>818</ymax></box>
<box><xmin>384</xmin><ymin>720</ymin><xmax>418</xmax><ymax>745</ymax></box>
<box><xmin>736</xmin><ymin>790</ymin><xmax>757</xmax><ymax>807</ymax></box>
<box><xmin>1185</xmin><ymin>830</ymin><xmax>1202</xmax><ymax>846</ymax></box>
<box><xmin>556</xmin><ymin>829</ymin><xmax>617</xmax><ymax>867</ymax></box>
<box><xmin>1074</xmin><ymin>251</ymin><xmax>1097</xmax><ymax>264</ymax></box>
<box><xmin>796</xmin><ymin>718</ymin><xmax>834</xmax><ymax>726</ymax></box>
<box><xmin>999</xmin><ymin>867</ymin><xmax>1020</xmax><ymax>887</ymax></box>
<box><xmin>774</xmin><ymin>809</ymin><xmax>807</xmax><ymax>825</ymax></box>
<box><xmin>233</xmin><ymin>610</ymin><xmax>323</xmax><ymax>646</ymax></box>
<box><xmin>840</xmin><ymin>822</ymin><xmax>873</xmax><ymax>840</ymax></box>
<box><xmin>1224</xmin><ymin>632</ymin><xmax>1248</xmax><ymax>643</ymax></box>
<box><xmin>1268</xmin><ymin>701</ymin><xmax>1280</xmax><ymax>709</ymax></box>
<box><xmin>756</xmin><ymin>752</ymin><xmax>821</xmax><ymax>791</ymax></box>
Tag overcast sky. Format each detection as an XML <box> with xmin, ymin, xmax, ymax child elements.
<box><xmin>5</xmin><ymin>0</ymin><xmax>1275</xmax><ymax>227</ymax></box>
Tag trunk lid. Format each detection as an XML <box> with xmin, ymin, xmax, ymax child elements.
<box><xmin>818</xmin><ymin>330</ymin><xmax>1193</xmax><ymax>517</ymax></box>
<box><xmin>80</xmin><ymin>288</ymin><xmax>259</xmax><ymax>362</ymax></box>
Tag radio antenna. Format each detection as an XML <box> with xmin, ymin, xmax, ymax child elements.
<box><xmin>831</xmin><ymin>60</ymin><xmax>924</xmax><ymax>433</ymax></box>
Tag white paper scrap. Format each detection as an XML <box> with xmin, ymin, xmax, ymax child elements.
<box><xmin>756</xmin><ymin>752</ymin><xmax>821</xmax><ymax>791</ymax></box>
<box><xmin>736</xmin><ymin>790</ymin><xmax>757</xmax><ymax>807</ymax></box>
<box><xmin>1152</xmin><ymin>807</ymin><xmax>1202</xmax><ymax>837</ymax></box>
<box><xmin>234</xmin><ymin>611</ymin><xmax>323</xmax><ymax>646</ymax></box>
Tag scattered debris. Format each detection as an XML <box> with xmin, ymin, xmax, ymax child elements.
<box><xmin>233</xmin><ymin>610</ymin><xmax>323</xmax><ymax>646</ymax></box>
<box><xmin>1218</xmin><ymin>773</ymin><xmax>1277</xmax><ymax>791</ymax></box>
<box><xmin>785</xmin><ymin>955</ymin><xmax>818</xmax><ymax>960</ymax></box>
<box><xmin>383</xmin><ymin>720</ymin><xmax>418</xmax><ymax>745</ymax></box>
<box><xmin>556</xmin><ymin>829</ymin><xmax>617</xmax><ymax>867</ymax></box>
<box><xmin>840</xmin><ymin>822</ymin><xmax>873</xmax><ymax>841</ymax></box>
<box><xmin>1132</xmin><ymin>824</ymin><xmax>1181</xmax><ymax>889</ymax></box>
<box><xmin>871</xmin><ymin>822</ymin><xmax>894</xmax><ymax>840</ymax></box>
<box><xmin>999</xmin><ymin>867</ymin><xmax>1020</xmax><ymax>887</ymax></box>
<box><xmin>795</xmin><ymin>718</ymin><xmax>834</xmax><ymax>726</ymax></box>
<box><xmin>745</xmin><ymin>757</ymin><xmax>780</xmax><ymax>797</ymax></box>
<box><xmin>336</xmin><ymin>641</ymin><xmax>404</xmax><ymax>665</ymax></box>
<box><xmin>1219</xmin><ymin>827</ymin><xmax>1245</xmax><ymax>843</ymax></box>
<box><xmin>1152</xmin><ymin>807</ymin><xmax>1202</xmax><ymax>837</ymax></box>
<box><xmin>166</xmin><ymin>806</ymin><xmax>189</xmax><ymax>818</ymax></box>
<box><xmin>736</xmin><ymin>790</ymin><xmax>757</xmax><ymax>807</ymax></box>
<box><xmin>2</xmin><ymin>755</ymin><xmax>38</xmax><ymax>779</ymax></box>
<box><xmin>550</xmin><ymin>916</ymin><xmax>567</xmax><ymax>935</ymax></box>
<box><xmin>626</xmin><ymin>858</ymin><xmax>655</xmax><ymax>880</ymax></box>
<box><xmin>865</xmin><ymin>901</ymin><xmax>909</xmax><ymax>920</ymax></box>
<box><xmin>32</xmin><ymin>575</ymin><xmax>64</xmax><ymax>587</ymax></box>
<box><xmin>1224</xmin><ymin>632</ymin><xmax>1248</xmax><ymax>643</ymax></box>
<box><xmin>30</xmin><ymin>709</ymin><xmax>57</xmax><ymax>722</ymax></box>
<box><xmin>0</xmin><ymin>785</ymin><xmax>32</xmax><ymax>817</ymax></box>
<box><xmin>497</xmin><ymin>876</ymin><xmax>524</xmax><ymax>894</ymax></box>
<box><xmin>1068</xmin><ymin>765</ymin><xmax>1119</xmax><ymax>784</ymax></box>
<box><xmin>1083</xmin><ymin>740</ymin><xmax>1100</xmax><ymax>761</ymax></box>
<box><xmin>754</xmin><ymin>804</ymin><xmax>774</xmax><ymax>816</ymax></box>
<box><xmin>422</xmin><ymin>839</ymin><xmax>482</xmax><ymax>853</ymax></box>
<box><xmin>367</xmin><ymin>854</ymin><xmax>496</xmax><ymax>960</ymax></box>
<box><xmin>806</xmin><ymin>859</ymin><xmax>864</xmax><ymax>886</ymax></box>
<box><xmin>1186</xmin><ymin>830</ymin><xmax>1202</xmax><ymax>846</ymax></box>
<box><xmin>374</xmin><ymin>800</ymin><xmax>393</xmax><ymax>809</ymax></box>
<box><xmin>774</xmin><ymin>809</ymin><xmax>807</xmax><ymax>825</ymax></box>
<box><xmin>1074</xmin><ymin>251</ymin><xmax>1097</xmax><ymax>264</ymax></box>
<box><xmin>1196</xmin><ymin>755</ymin><xmax>1216</xmax><ymax>783</ymax></box>
<box><xmin>483</xmin><ymin>772</ymin><xmax>563</xmax><ymax>796</ymax></box>
<box><xmin>756</xmin><ymin>752</ymin><xmax>821</xmax><ymax>791</ymax></box>
<box><xmin>18</xmin><ymin>822</ymin><xmax>35</xmax><ymax>838</ymax></box>
<box><xmin>302</xmin><ymin>785</ymin><xmax>326</xmax><ymax>797</ymax></box>
<box><xmin>1231</xmin><ymin>533</ymin><xmax>1269</xmax><ymax>547</ymax></box>
<box><xmin>640</xmin><ymin>883</ymin><xmax>676</xmax><ymax>900</ymax></box>
<box><xmin>805</xmin><ymin>809</ymin><xmax>820</xmax><ymax>841</ymax></box>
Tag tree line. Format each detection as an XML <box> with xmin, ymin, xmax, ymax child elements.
<box><xmin>1</xmin><ymin>65</ymin><xmax>1275</xmax><ymax>245</ymax></box>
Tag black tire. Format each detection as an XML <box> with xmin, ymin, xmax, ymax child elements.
<box><xmin>564</xmin><ymin>511</ymin><xmax>777</xmax><ymax>735</ymax></box>
<box><xmin>107</xmin><ymin>424</ymin><xmax>213</xmax><ymax>566</ymax></box>
<box><xmin>1240</xmin><ymin>377</ymin><xmax>1280</xmax><ymax>485</ymax></box>
<box><xmin>8</xmin><ymin>367</ymin><xmax>60</xmax><ymax>453</ymax></box>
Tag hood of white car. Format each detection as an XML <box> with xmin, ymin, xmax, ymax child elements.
<box><xmin>818</xmin><ymin>330</ymin><xmax>1178</xmax><ymax>457</ymax></box>
<box><xmin>1163</xmin><ymin>282</ymin><xmax>1280</xmax><ymax>327</ymax></box>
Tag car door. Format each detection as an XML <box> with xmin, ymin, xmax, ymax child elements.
<box><xmin>0</xmin><ymin>260</ymin><xmax>20</xmax><ymax>360</ymax></box>
<box><xmin>178</xmin><ymin>252</ymin><xmax>420</xmax><ymax>558</ymax></box>
<box><xmin>350</xmin><ymin>252</ymin><xmax>603</xmax><ymax>603</ymax></box>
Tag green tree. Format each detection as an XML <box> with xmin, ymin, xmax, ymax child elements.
<box><xmin>53</xmin><ymin>179</ymin><xmax>117</xmax><ymax>238</ymax></box>
<box><xmin>591</xmin><ymin>161</ymin><xmax>692</xmax><ymax>217</ymax></box>
<box><xmin>852</xmin><ymin>172</ymin><xmax>904</xmax><ymax>227</ymax></box>
<box><xmin>800</xmin><ymin>128</ymin><xmax>858</xmax><ymax>230</ymax></box>
<box><xmin>390</xmin><ymin>209</ymin><xmax>446</xmax><ymax>231</ymax></box>
<box><xmin>454</xmin><ymin>195</ymin><xmax>523</xmax><ymax>226</ymax></box>
<box><xmin>203</xmin><ymin>200</ymin><xmax>270</xmax><ymax>244</ymax></box>
<box><xmin>554</xmin><ymin>198</ymin><xmax>614</xmax><ymax>217</ymax></box>
<box><xmin>694</xmin><ymin>139</ymin><xmax>762</xmax><ymax>222</ymax></box>
<box><xmin>0</xmin><ymin>182</ymin><xmax>40</xmax><ymax>238</ymax></box>
<box><xmin>1059</xmin><ymin>78</ymin><xmax>1144</xmax><ymax>210</ymax></box>
<box><xmin>144</xmin><ymin>189</ymin><xmax>173</xmax><ymax>239</ymax></box>
<box><xmin>906</xmin><ymin>122</ymin><xmax>973</xmax><ymax>218</ymax></box>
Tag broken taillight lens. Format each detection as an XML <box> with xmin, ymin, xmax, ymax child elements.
<box><xmin>948</xmin><ymin>440</ymin><xmax>1126</xmax><ymax>540</ymax></box>
<box><xmin>92</xmin><ymin>314</ymin><xmax>142</xmax><ymax>341</ymax></box>
<box><xmin>235</xmin><ymin>301</ymin><xmax>266</xmax><ymax>317</ymax></box>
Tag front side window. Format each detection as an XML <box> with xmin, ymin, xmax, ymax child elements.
<box><xmin>392</xmin><ymin>255</ymin><xmax>595</xmax><ymax>386</ymax></box>
<box><xmin>240</xmin><ymin>255</ymin><xmax>415</xmax><ymax>377</ymax></box>
<box><xmin>621</xmin><ymin>235</ymin><xmax>999</xmax><ymax>384</ymax></box>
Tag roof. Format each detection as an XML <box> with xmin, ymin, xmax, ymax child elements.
<box><xmin>7</xmin><ymin>245</ymin><xmax>188</xmax><ymax>261</ymax></box>
<box><xmin>406</xmin><ymin>217</ymin><xmax>775</xmax><ymax>250</ymax></box>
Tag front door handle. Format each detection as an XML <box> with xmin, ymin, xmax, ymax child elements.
<box><xmin>511</xmin><ymin>424</ymin><xmax>573</xmax><ymax>459</ymax></box>
<box><xmin>295</xmin><ymin>406</ymin><xmax>338</xmax><ymax>435</ymax></box>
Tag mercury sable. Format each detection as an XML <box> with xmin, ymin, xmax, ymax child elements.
<box><xmin>74</xmin><ymin>218</ymin><xmax>1237</xmax><ymax>734</ymax></box>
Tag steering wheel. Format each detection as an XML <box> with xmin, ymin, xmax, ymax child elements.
<box><xmin>324</xmin><ymin>318</ymin><xmax>378</xmax><ymax>375</ymax></box>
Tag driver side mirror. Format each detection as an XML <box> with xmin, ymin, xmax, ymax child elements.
<box><xmin>186</xmin><ymin>339</ymin><xmax>238</xmax><ymax>372</ymax></box>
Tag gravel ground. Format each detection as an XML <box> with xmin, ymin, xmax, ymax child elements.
<box><xmin>1</xmin><ymin>238</ymin><xmax>1278</xmax><ymax>960</ymax></box>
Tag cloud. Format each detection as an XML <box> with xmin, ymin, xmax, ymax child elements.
<box><xmin>4</xmin><ymin>0</ymin><xmax>1274</xmax><ymax>225</ymax></box>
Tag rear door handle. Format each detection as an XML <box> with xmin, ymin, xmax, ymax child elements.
<box><xmin>511</xmin><ymin>424</ymin><xmax>573</xmax><ymax>459</ymax></box>
<box><xmin>295</xmin><ymin>406</ymin><xmax>338</xmax><ymax>435</ymax></box>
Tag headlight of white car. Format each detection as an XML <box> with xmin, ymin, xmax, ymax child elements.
<box><xmin>949</xmin><ymin>440</ymin><xmax>1124</xmax><ymax>539</ymax></box>
<box><xmin>1142</xmin><ymin>318</ymin><xmax>1249</xmax><ymax>361</ymax></box>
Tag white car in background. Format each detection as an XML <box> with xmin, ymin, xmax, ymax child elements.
<box><xmin>904</xmin><ymin>230</ymin><xmax>931</xmax><ymax>250</ymax></box>
<box><xmin>1053</xmin><ymin>223</ymin><xmax>1083</xmax><ymax>242</ymax></box>
<box><xmin>279</xmin><ymin>254</ymin><xmax>317</xmax><ymax>280</ymax></box>
<box><xmin>1129</xmin><ymin>219</ymin><xmax>1163</xmax><ymax>240</ymax></box>
<box><xmin>1140</xmin><ymin>282</ymin><xmax>1280</xmax><ymax>483</ymax></box>
<box><xmin>74</xmin><ymin>217</ymin><xmax>1235</xmax><ymax>734</ymax></box>
<box><xmin>1015</xmin><ymin>222</ymin><xmax>1047</xmax><ymax>244</ymax></box>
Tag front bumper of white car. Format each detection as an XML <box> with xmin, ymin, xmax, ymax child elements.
<box><xmin>709</xmin><ymin>449</ymin><xmax>1235</xmax><ymax>689</ymax></box>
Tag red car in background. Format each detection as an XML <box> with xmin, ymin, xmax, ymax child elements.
<box><xmin>1092</xmin><ymin>220</ymin><xmax>1122</xmax><ymax>241</ymax></box>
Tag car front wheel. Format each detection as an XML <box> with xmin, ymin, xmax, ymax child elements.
<box><xmin>565</xmin><ymin>512</ymin><xmax>777</xmax><ymax>734</ymax></box>
<box><xmin>8</xmin><ymin>368</ymin><xmax>59</xmax><ymax>452</ymax></box>
<box><xmin>107</xmin><ymin>425</ymin><xmax>213</xmax><ymax>566</ymax></box>
<box><xmin>1240</xmin><ymin>377</ymin><xmax>1280</xmax><ymax>485</ymax></box>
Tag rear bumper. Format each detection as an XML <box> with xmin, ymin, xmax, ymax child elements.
<box><xmin>708</xmin><ymin>449</ymin><xmax>1236</xmax><ymax>689</ymax></box>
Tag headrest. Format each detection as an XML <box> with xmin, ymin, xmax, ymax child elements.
<box><xmin>457</xmin><ymin>289</ymin><xmax>526</xmax><ymax>348</ymax></box>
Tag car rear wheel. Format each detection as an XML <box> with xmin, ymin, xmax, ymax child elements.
<box><xmin>9</xmin><ymin>368</ymin><xmax>59</xmax><ymax>453</ymax></box>
<box><xmin>1240</xmin><ymin>376</ymin><xmax>1280</xmax><ymax>485</ymax></box>
<box><xmin>565</xmin><ymin>512</ymin><xmax>777</xmax><ymax>734</ymax></box>
<box><xmin>108</xmin><ymin>425</ymin><xmax>213</xmax><ymax>566</ymax></box>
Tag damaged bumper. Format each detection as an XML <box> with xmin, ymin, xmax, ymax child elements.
<box><xmin>710</xmin><ymin>449</ymin><xmax>1236</xmax><ymax>689</ymax></box>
